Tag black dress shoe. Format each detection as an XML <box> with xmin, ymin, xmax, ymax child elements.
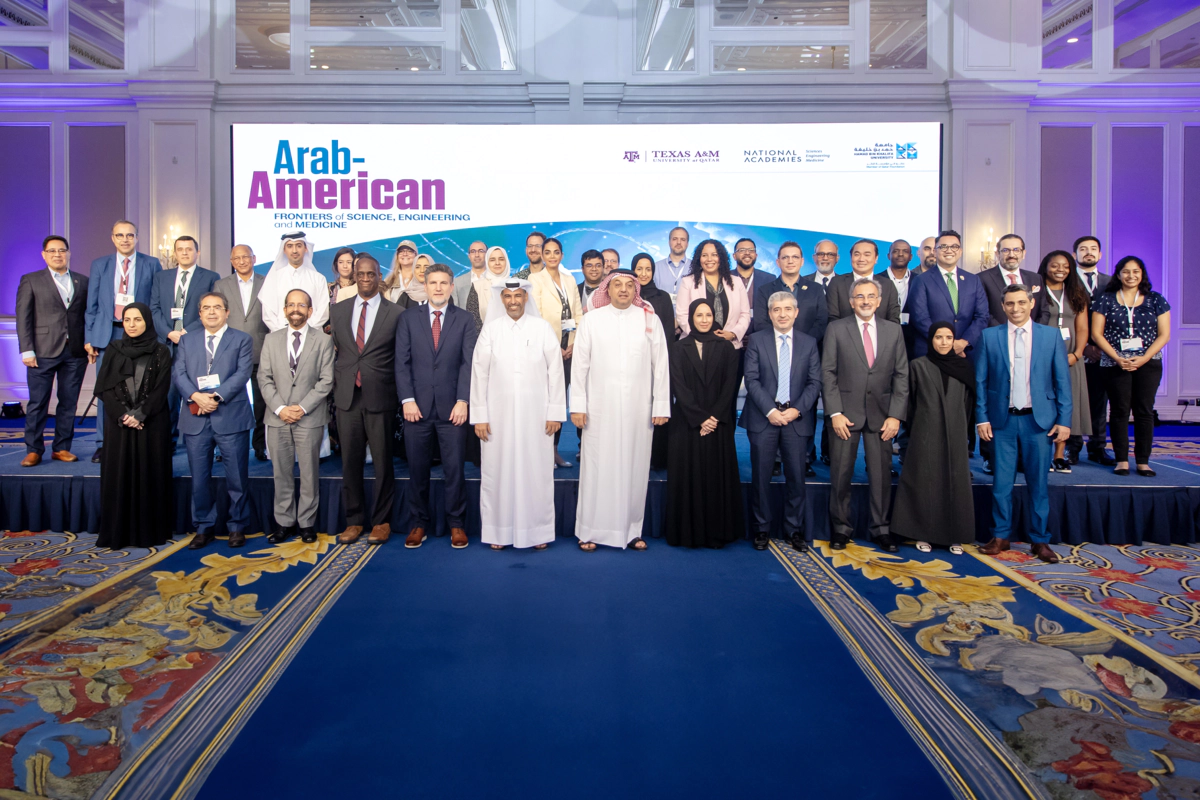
<box><xmin>872</xmin><ymin>535</ymin><xmax>899</xmax><ymax>553</ymax></box>
<box><xmin>753</xmin><ymin>533</ymin><xmax>769</xmax><ymax>551</ymax></box>
<box><xmin>1089</xmin><ymin>451</ymin><xmax>1117</xmax><ymax>466</ymax></box>
<box><xmin>790</xmin><ymin>534</ymin><xmax>808</xmax><ymax>553</ymax></box>
<box><xmin>772</xmin><ymin>462</ymin><xmax>782</xmax><ymax>476</ymax></box>
<box><xmin>300</xmin><ymin>527</ymin><xmax>317</xmax><ymax>543</ymax></box>
<box><xmin>1113</xmin><ymin>467</ymin><xmax>1130</xmax><ymax>476</ymax></box>
<box><xmin>91</xmin><ymin>448</ymin><xmax>103</xmax><ymax>464</ymax></box>
<box><xmin>830</xmin><ymin>534</ymin><xmax>850</xmax><ymax>551</ymax></box>
<box><xmin>820</xmin><ymin>454</ymin><xmax>831</xmax><ymax>466</ymax></box>
<box><xmin>214</xmin><ymin>453</ymin><xmax>223</xmax><ymax>463</ymax></box>
<box><xmin>890</xmin><ymin>468</ymin><xmax>899</xmax><ymax>478</ymax></box>
<box><xmin>1067</xmin><ymin>452</ymin><xmax>1080</xmax><ymax>465</ymax></box>
<box><xmin>267</xmin><ymin>527</ymin><xmax>292</xmax><ymax>544</ymax></box>
<box><xmin>255</xmin><ymin>449</ymin><xmax>268</xmax><ymax>462</ymax></box>
<box><xmin>228</xmin><ymin>531</ymin><xmax>247</xmax><ymax>548</ymax></box>
<box><xmin>806</xmin><ymin>465</ymin><xmax>816</xmax><ymax>478</ymax></box>
<box><xmin>188</xmin><ymin>532</ymin><xmax>215</xmax><ymax>550</ymax></box>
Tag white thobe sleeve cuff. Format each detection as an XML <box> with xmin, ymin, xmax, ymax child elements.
<box><xmin>652</xmin><ymin>400</ymin><xmax>671</xmax><ymax>418</ymax></box>
<box><xmin>469</xmin><ymin>406</ymin><xmax>487</xmax><ymax>424</ymax></box>
<box><xmin>546</xmin><ymin>403</ymin><xmax>567</xmax><ymax>422</ymax></box>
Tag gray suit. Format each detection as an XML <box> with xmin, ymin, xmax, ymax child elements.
<box><xmin>821</xmin><ymin>314</ymin><xmax>909</xmax><ymax>541</ymax></box>
<box><xmin>217</xmin><ymin>272</ymin><xmax>270</xmax><ymax>452</ymax></box>
<box><xmin>258</xmin><ymin>326</ymin><xmax>335</xmax><ymax>530</ymax></box>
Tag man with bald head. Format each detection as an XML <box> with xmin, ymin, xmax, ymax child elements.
<box><xmin>454</xmin><ymin>240</ymin><xmax>488</xmax><ymax>308</ymax></box>
<box><xmin>917</xmin><ymin>237</ymin><xmax>937</xmax><ymax>273</ymax></box>
<box><xmin>216</xmin><ymin>244</ymin><xmax>270</xmax><ymax>459</ymax></box>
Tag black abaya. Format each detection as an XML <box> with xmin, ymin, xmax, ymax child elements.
<box><xmin>664</xmin><ymin>336</ymin><xmax>744</xmax><ymax>547</ymax></box>
<box><xmin>641</xmin><ymin>285</ymin><xmax>676</xmax><ymax>470</ymax></box>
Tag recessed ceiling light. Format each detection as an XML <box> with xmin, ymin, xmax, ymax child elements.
<box><xmin>1067</xmin><ymin>37</ymin><xmax>1079</xmax><ymax>43</ymax></box>
<box><xmin>737</xmin><ymin>67</ymin><xmax>745</xmax><ymax>71</ymax></box>
<box><xmin>321</xmin><ymin>64</ymin><xmax>329</xmax><ymax>69</ymax></box>
<box><xmin>410</xmin><ymin>66</ymin><xmax>419</xmax><ymax>71</ymax></box>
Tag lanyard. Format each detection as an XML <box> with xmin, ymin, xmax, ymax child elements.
<box><xmin>1046</xmin><ymin>287</ymin><xmax>1065</xmax><ymax>326</ymax></box>
<box><xmin>1117</xmin><ymin>289</ymin><xmax>1139</xmax><ymax>338</ymax></box>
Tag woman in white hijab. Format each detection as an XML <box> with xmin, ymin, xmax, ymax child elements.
<box><xmin>465</xmin><ymin>245</ymin><xmax>512</xmax><ymax>332</ymax></box>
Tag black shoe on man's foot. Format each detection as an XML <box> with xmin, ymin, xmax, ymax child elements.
<box><xmin>790</xmin><ymin>534</ymin><xmax>809</xmax><ymax>553</ymax></box>
<box><xmin>1088</xmin><ymin>450</ymin><xmax>1117</xmax><ymax>466</ymax></box>
<box><xmin>91</xmin><ymin>448</ymin><xmax>103</xmax><ymax>464</ymax></box>
<box><xmin>753</xmin><ymin>533</ymin><xmax>769</xmax><ymax>551</ymax></box>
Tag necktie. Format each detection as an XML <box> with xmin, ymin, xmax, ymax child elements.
<box><xmin>174</xmin><ymin>270</ymin><xmax>189</xmax><ymax>331</ymax></box>
<box><xmin>945</xmin><ymin>272</ymin><xmax>959</xmax><ymax>313</ymax></box>
<box><xmin>432</xmin><ymin>310</ymin><xmax>442</xmax><ymax>351</ymax></box>
<box><xmin>776</xmin><ymin>335</ymin><xmax>790</xmax><ymax>405</ymax></box>
<box><xmin>290</xmin><ymin>330</ymin><xmax>301</xmax><ymax>378</ymax></box>
<box><xmin>863</xmin><ymin>322</ymin><xmax>875</xmax><ymax>367</ymax></box>
<box><xmin>1012</xmin><ymin>328</ymin><xmax>1028</xmax><ymax>409</ymax></box>
<box><xmin>355</xmin><ymin>301</ymin><xmax>367</xmax><ymax>387</ymax></box>
<box><xmin>1087</xmin><ymin>272</ymin><xmax>1096</xmax><ymax>293</ymax></box>
<box><xmin>821</xmin><ymin>276</ymin><xmax>829</xmax><ymax>292</ymax></box>
<box><xmin>1007</xmin><ymin>272</ymin><xmax>1017</xmax><ymax>285</ymax></box>
<box><xmin>206</xmin><ymin>334</ymin><xmax>216</xmax><ymax>374</ymax></box>
<box><xmin>115</xmin><ymin>257</ymin><xmax>130</xmax><ymax>319</ymax></box>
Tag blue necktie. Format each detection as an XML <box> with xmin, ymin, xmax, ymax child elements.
<box><xmin>206</xmin><ymin>334</ymin><xmax>216</xmax><ymax>374</ymax></box>
<box><xmin>776</xmin><ymin>334</ymin><xmax>791</xmax><ymax>404</ymax></box>
<box><xmin>1012</xmin><ymin>328</ymin><xmax>1028</xmax><ymax>409</ymax></box>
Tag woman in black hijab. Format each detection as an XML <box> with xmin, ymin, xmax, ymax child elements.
<box><xmin>890</xmin><ymin>321</ymin><xmax>976</xmax><ymax>554</ymax></box>
<box><xmin>633</xmin><ymin>252</ymin><xmax>676</xmax><ymax>469</ymax></box>
<box><xmin>93</xmin><ymin>303</ymin><xmax>176</xmax><ymax>549</ymax></box>
<box><xmin>665</xmin><ymin>299</ymin><xmax>744</xmax><ymax>548</ymax></box>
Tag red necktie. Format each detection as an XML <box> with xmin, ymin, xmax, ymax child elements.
<box><xmin>115</xmin><ymin>257</ymin><xmax>130</xmax><ymax>320</ymax></box>
<box><xmin>1007</xmin><ymin>272</ymin><xmax>1017</xmax><ymax>285</ymax></box>
<box><xmin>432</xmin><ymin>310</ymin><xmax>442</xmax><ymax>351</ymax></box>
<box><xmin>863</xmin><ymin>322</ymin><xmax>875</xmax><ymax>368</ymax></box>
<box><xmin>354</xmin><ymin>301</ymin><xmax>367</xmax><ymax>387</ymax></box>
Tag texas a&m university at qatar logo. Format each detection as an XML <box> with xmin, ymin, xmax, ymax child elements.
<box><xmin>623</xmin><ymin>151</ymin><xmax>640</xmax><ymax>162</ymax></box>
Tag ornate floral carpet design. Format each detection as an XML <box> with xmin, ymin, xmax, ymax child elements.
<box><xmin>0</xmin><ymin>531</ymin><xmax>189</xmax><ymax>640</ymax></box>
<box><xmin>780</xmin><ymin>540</ymin><xmax>1200</xmax><ymax>800</ymax></box>
<box><xmin>0</xmin><ymin>534</ymin><xmax>377</xmax><ymax>800</ymax></box>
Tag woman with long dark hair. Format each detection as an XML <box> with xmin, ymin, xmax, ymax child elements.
<box><xmin>329</xmin><ymin>246</ymin><xmax>356</xmax><ymax>305</ymax></box>
<box><xmin>1037</xmin><ymin>250</ymin><xmax>1091</xmax><ymax>472</ymax></box>
<box><xmin>673</xmin><ymin>239</ymin><xmax>750</xmax><ymax>349</ymax></box>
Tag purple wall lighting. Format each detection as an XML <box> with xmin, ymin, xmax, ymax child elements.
<box><xmin>1110</xmin><ymin>126</ymin><xmax>1165</xmax><ymax>292</ymax></box>
<box><xmin>69</xmin><ymin>125</ymin><xmax>126</xmax><ymax>270</ymax></box>
<box><xmin>0</xmin><ymin>125</ymin><xmax>52</xmax><ymax>316</ymax></box>
<box><xmin>1040</xmin><ymin>127</ymin><xmax>1092</xmax><ymax>254</ymax></box>
<box><xmin>1183</xmin><ymin>127</ymin><xmax>1200</xmax><ymax>325</ymax></box>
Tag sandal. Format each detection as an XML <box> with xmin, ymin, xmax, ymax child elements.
<box><xmin>534</xmin><ymin>543</ymin><xmax>548</xmax><ymax>550</ymax></box>
<box><xmin>579</xmin><ymin>541</ymin><xmax>597</xmax><ymax>552</ymax></box>
<box><xmin>915</xmin><ymin>541</ymin><xmax>932</xmax><ymax>553</ymax></box>
<box><xmin>949</xmin><ymin>545</ymin><xmax>964</xmax><ymax>556</ymax></box>
<box><xmin>491</xmin><ymin>544</ymin><xmax>506</xmax><ymax>550</ymax></box>
<box><xmin>631</xmin><ymin>537</ymin><xmax>648</xmax><ymax>550</ymax></box>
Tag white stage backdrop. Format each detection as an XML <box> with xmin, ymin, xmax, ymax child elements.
<box><xmin>231</xmin><ymin>122</ymin><xmax>942</xmax><ymax>277</ymax></box>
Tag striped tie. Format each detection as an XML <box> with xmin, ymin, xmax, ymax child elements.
<box><xmin>290</xmin><ymin>330</ymin><xmax>301</xmax><ymax>378</ymax></box>
<box><xmin>206</xmin><ymin>334</ymin><xmax>216</xmax><ymax>374</ymax></box>
<box><xmin>776</xmin><ymin>335</ymin><xmax>790</xmax><ymax>405</ymax></box>
<box><xmin>174</xmin><ymin>270</ymin><xmax>189</xmax><ymax>332</ymax></box>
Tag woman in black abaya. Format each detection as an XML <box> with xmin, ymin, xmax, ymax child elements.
<box><xmin>633</xmin><ymin>252</ymin><xmax>676</xmax><ymax>470</ymax></box>
<box><xmin>94</xmin><ymin>303</ymin><xmax>175</xmax><ymax>549</ymax></box>
<box><xmin>665</xmin><ymin>299</ymin><xmax>744</xmax><ymax>548</ymax></box>
<box><xmin>890</xmin><ymin>321</ymin><xmax>976</xmax><ymax>554</ymax></box>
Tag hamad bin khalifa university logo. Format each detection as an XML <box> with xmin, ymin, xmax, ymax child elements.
<box><xmin>896</xmin><ymin>142</ymin><xmax>918</xmax><ymax>159</ymax></box>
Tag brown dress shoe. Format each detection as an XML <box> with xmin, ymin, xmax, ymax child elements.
<box><xmin>338</xmin><ymin>526</ymin><xmax>364</xmax><ymax>544</ymax></box>
<box><xmin>405</xmin><ymin>527</ymin><xmax>427</xmax><ymax>548</ymax></box>
<box><xmin>979</xmin><ymin>538</ymin><xmax>1010</xmax><ymax>555</ymax></box>
<box><xmin>228</xmin><ymin>531</ymin><xmax>247</xmax><ymax>548</ymax></box>
<box><xmin>1031</xmin><ymin>543</ymin><xmax>1060</xmax><ymax>564</ymax></box>
<box><xmin>51</xmin><ymin>451</ymin><xmax>78</xmax><ymax>463</ymax></box>
<box><xmin>451</xmin><ymin>527</ymin><xmax>468</xmax><ymax>549</ymax></box>
<box><xmin>368</xmin><ymin>524</ymin><xmax>391</xmax><ymax>545</ymax></box>
<box><xmin>20</xmin><ymin>453</ymin><xmax>41</xmax><ymax>467</ymax></box>
<box><xmin>189</xmin><ymin>532</ymin><xmax>216</xmax><ymax>550</ymax></box>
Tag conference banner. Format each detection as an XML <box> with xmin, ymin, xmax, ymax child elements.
<box><xmin>231</xmin><ymin>122</ymin><xmax>942</xmax><ymax>279</ymax></box>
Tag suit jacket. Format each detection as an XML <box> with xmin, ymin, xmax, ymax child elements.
<box><xmin>394</xmin><ymin>303</ymin><xmax>477</xmax><ymax>422</ymax></box>
<box><xmin>85</xmin><ymin>252</ymin><xmax>162</xmax><ymax>348</ymax></box>
<box><xmin>529</xmin><ymin>269</ymin><xmax>584</xmax><ymax>347</ymax></box>
<box><xmin>738</xmin><ymin>327</ymin><xmax>822</xmax><ymax>436</ymax></box>
<box><xmin>979</xmin><ymin>266</ymin><xmax>1048</xmax><ymax>327</ymax></box>
<box><xmin>578</xmin><ymin>281</ymin><xmax>601</xmax><ymax>312</ymax></box>
<box><xmin>975</xmin><ymin>322</ymin><xmax>1072</xmax><ymax>433</ymax></box>
<box><xmin>215</xmin><ymin>273</ymin><xmax>269</xmax><ymax>364</ymax></box>
<box><xmin>907</xmin><ymin>267</ymin><xmax>990</xmax><ymax>359</ymax></box>
<box><xmin>1078</xmin><ymin>269</ymin><xmax>1110</xmax><ymax>356</ymax></box>
<box><xmin>827</xmin><ymin>272</ymin><xmax>902</xmax><ymax>325</ymax></box>
<box><xmin>172</xmin><ymin>326</ymin><xmax>256</xmax><ymax>435</ymax></box>
<box><xmin>330</xmin><ymin>294</ymin><xmax>403</xmax><ymax>413</ymax></box>
<box><xmin>151</xmin><ymin>266</ymin><xmax>220</xmax><ymax>345</ymax></box>
<box><xmin>258</xmin><ymin>327</ymin><xmax>334</xmax><ymax>428</ymax></box>
<box><xmin>16</xmin><ymin>268</ymin><xmax>88</xmax><ymax>359</ymax></box>
<box><xmin>675</xmin><ymin>274</ymin><xmax>751</xmax><ymax>348</ymax></box>
<box><xmin>741</xmin><ymin>267</ymin><xmax>778</xmax><ymax>336</ymax></box>
<box><xmin>821</xmin><ymin>315</ymin><xmax>909</xmax><ymax>432</ymax></box>
<box><xmin>753</xmin><ymin>275</ymin><xmax>828</xmax><ymax>343</ymax></box>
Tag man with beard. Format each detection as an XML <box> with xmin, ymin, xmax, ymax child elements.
<box><xmin>454</xmin><ymin>240</ymin><xmax>488</xmax><ymax>308</ymax></box>
<box><xmin>733</xmin><ymin>237</ymin><xmax>776</xmax><ymax>337</ymax></box>
<box><xmin>980</xmin><ymin>234</ymin><xmax>1046</xmax><ymax>327</ymax></box>
<box><xmin>514</xmin><ymin>230</ymin><xmax>546</xmax><ymax>279</ymax></box>
<box><xmin>654</xmin><ymin>227</ymin><xmax>692</xmax><ymax>295</ymax></box>
<box><xmin>916</xmin><ymin>237</ymin><xmax>937</xmax><ymax>273</ymax></box>
<box><xmin>1072</xmin><ymin>235</ymin><xmax>1115</xmax><ymax>466</ymax></box>
<box><xmin>601</xmin><ymin>248</ymin><xmax>620</xmax><ymax>276</ymax></box>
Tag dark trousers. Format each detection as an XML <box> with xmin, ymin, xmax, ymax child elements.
<box><xmin>338</xmin><ymin>388</ymin><xmax>396</xmax><ymax>528</ymax></box>
<box><xmin>990</xmin><ymin>412</ymin><xmax>1053</xmax><ymax>543</ymax></box>
<box><xmin>184</xmin><ymin>424</ymin><xmax>251</xmax><ymax>534</ymax></box>
<box><xmin>24</xmin><ymin>352</ymin><xmax>88</xmax><ymax>455</ymax></box>
<box><xmin>554</xmin><ymin>354</ymin><xmax>572</xmax><ymax>450</ymax></box>
<box><xmin>250</xmin><ymin>363</ymin><xmax>267</xmax><ymax>454</ymax></box>
<box><xmin>828</xmin><ymin>423</ymin><xmax>894</xmax><ymax>540</ymax></box>
<box><xmin>404</xmin><ymin>416</ymin><xmax>467</xmax><ymax>528</ymax></box>
<box><xmin>1087</xmin><ymin>361</ymin><xmax>1110</xmax><ymax>453</ymax></box>
<box><xmin>1103</xmin><ymin>360</ymin><xmax>1163</xmax><ymax>464</ymax></box>
<box><xmin>93</xmin><ymin>323</ymin><xmax>124</xmax><ymax>445</ymax></box>
<box><xmin>748</xmin><ymin>424</ymin><xmax>809</xmax><ymax>537</ymax></box>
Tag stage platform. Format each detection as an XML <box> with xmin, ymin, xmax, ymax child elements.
<box><xmin>2</xmin><ymin>420</ymin><xmax>1199</xmax><ymax>545</ymax></box>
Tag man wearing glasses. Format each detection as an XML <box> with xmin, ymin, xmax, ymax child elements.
<box><xmin>810</xmin><ymin>240</ymin><xmax>839</xmax><ymax>294</ymax></box>
<box><xmin>908</xmin><ymin>230</ymin><xmax>989</xmax><ymax>361</ymax></box>
<box><xmin>733</xmin><ymin>238</ymin><xmax>776</xmax><ymax>337</ymax></box>
<box><xmin>980</xmin><ymin>234</ymin><xmax>1046</xmax><ymax>328</ymax></box>
<box><xmin>454</xmin><ymin>240</ymin><xmax>488</xmax><ymax>308</ymax></box>
<box><xmin>216</xmin><ymin>245</ymin><xmax>270</xmax><ymax>460</ymax></box>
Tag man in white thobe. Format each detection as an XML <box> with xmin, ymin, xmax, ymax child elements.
<box><xmin>471</xmin><ymin>280</ymin><xmax>566</xmax><ymax>549</ymax></box>
<box><xmin>571</xmin><ymin>270</ymin><xmax>670</xmax><ymax>550</ymax></box>
<box><xmin>258</xmin><ymin>231</ymin><xmax>330</xmax><ymax>333</ymax></box>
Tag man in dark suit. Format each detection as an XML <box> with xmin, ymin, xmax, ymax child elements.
<box><xmin>907</xmin><ymin>230</ymin><xmax>990</xmax><ymax>359</ymax></box>
<box><xmin>84</xmin><ymin>220</ymin><xmax>162</xmax><ymax>462</ymax></box>
<box><xmin>733</xmin><ymin>238</ymin><xmax>777</xmax><ymax>338</ymax></box>
<box><xmin>1072</xmin><ymin>235</ymin><xmax>1115</xmax><ymax>466</ymax></box>
<box><xmin>173</xmin><ymin>291</ymin><xmax>256</xmax><ymax>549</ymax></box>
<box><xmin>395</xmin><ymin>262</ymin><xmax>478</xmax><ymax>550</ymax></box>
<box><xmin>827</xmin><ymin>240</ymin><xmax>901</xmax><ymax>325</ymax></box>
<box><xmin>822</xmin><ymin>277</ymin><xmax>909</xmax><ymax>553</ymax></box>
<box><xmin>976</xmin><ymin>284</ymin><xmax>1072</xmax><ymax>563</ymax></box>
<box><xmin>330</xmin><ymin>254</ymin><xmax>403</xmax><ymax>546</ymax></box>
<box><xmin>740</xmin><ymin>290</ymin><xmax>822</xmax><ymax>553</ymax></box>
<box><xmin>979</xmin><ymin>234</ymin><xmax>1047</xmax><ymax>327</ymax></box>
<box><xmin>16</xmin><ymin>235</ymin><xmax>91</xmax><ymax>466</ymax></box>
<box><xmin>578</xmin><ymin>249</ymin><xmax>604</xmax><ymax>310</ymax></box>
<box><xmin>150</xmin><ymin>236</ymin><xmax>219</xmax><ymax>449</ymax></box>
<box><xmin>216</xmin><ymin>244</ymin><xmax>270</xmax><ymax>459</ymax></box>
<box><xmin>878</xmin><ymin>239</ymin><xmax>920</xmax><ymax>462</ymax></box>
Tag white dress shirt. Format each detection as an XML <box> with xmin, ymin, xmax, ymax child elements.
<box><xmin>883</xmin><ymin>268</ymin><xmax>910</xmax><ymax>310</ymax></box>
<box><xmin>814</xmin><ymin>271</ymin><xmax>834</xmax><ymax>293</ymax></box>
<box><xmin>1077</xmin><ymin>267</ymin><xmax>1100</xmax><ymax>294</ymax></box>
<box><xmin>829</xmin><ymin>315</ymin><xmax>877</xmax><ymax>420</ymax></box>
<box><xmin>401</xmin><ymin>300</ymin><xmax>450</xmax><ymax>405</ymax></box>
<box><xmin>200</xmin><ymin>323</ymin><xmax>230</xmax><ymax>399</ymax></box>
<box><xmin>275</xmin><ymin>324</ymin><xmax>310</xmax><ymax>416</ymax></box>
<box><xmin>999</xmin><ymin>266</ymin><xmax>1023</xmax><ymax>286</ymax></box>
<box><xmin>236</xmin><ymin>273</ymin><xmax>255</xmax><ymax>316</ymax></box>
<box><xmin>350</xmin><ymin>292</ymin><xmax>382</xmax><ymax>344</ymax></box>
<box><xmin>113</xmin><ymin>252</ymin><xmax>136</xmax><ymax>318</ymax></box>
<box><xmin>1007</xmin><ymin>318</ymin><xmax>1033</xmax><ymax>409</ymax></box>
<box><xmin>770</xmin><ymin>327</ymin><xmax>793</xmax><ymax>419</ymax></box>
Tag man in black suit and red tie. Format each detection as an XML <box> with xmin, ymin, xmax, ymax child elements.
<box><xmin>330</xmin><ymin>254</ymin><xmax>403</xmax><ymax>546</ymax></box>
<box><xmin>395</xmin><ymin>263</ymin><xmax>478</xmax><ymax>550</ymax></box>
<box><xmin>16</xmin><ymin>235</ymin><xmax>92</xmax><ymax>466</ymax></box>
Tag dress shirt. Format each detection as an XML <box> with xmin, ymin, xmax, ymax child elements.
<box><xmin>769</xmin><ymin>327</ymin><xmax>793</xmax><ymax>418</ymax></box>
<box><xmin>1077</xmin><ymin>267</ymin><xmax>1100</xmax><ymax>294</ymax></box>
<box><xmin>883</xmin><ymin>269</ymin><xmax>910</xmax><ymax>310</ymax></box>
<box><xmin>174</xmin><ymin>265</ymin><xmax>196</xmax><ymax>302</ymax></box>
<box><xmin>351</xmin><ymin>292</ymin><xmax>383</xmax><ymax>344</ymax></box>
<box><xmin>113</xmin><ymin>252</ymin><xmax>136</xmax><ymax>318</ymax></box>
<box><xmin>275</xmin><ymin>324</ymin><xmax>310</xmax><ymax>416</ymax></box>
<box><xmin>654</xmin><ymin>256</ymin><xmax>691</xmax><ymax>295</ymax></box>
<box><xmin>999</xmin><ymin>267</ymin><xmax>1023</xmax><ymax>286</ymax></box>
<box><xmin>814</xmin><ymin>272</ymin><xmax>834</xmax><ymax>293</ymax></box>
<box><xmin>50</xmin><ymin>267</ymin><xmax>73</xmax><ymax>306</ymax></box>
<box><xmin>580</xmin><ymin>283</ymin><xmax>600</xmax><ymax>305</ymax></box>
<box><xmin>401</xmin><ymin>300</ymin><xmax>451</xmax><ymax>406</ymax></box>
<box><xmin>828</xmin><ymin>315</ymin><xmax>877</xmax><ymax>420</ymax></box>
<box><xmin>200</xmin><ymin>324</ymin><xmax>230</xmax><ymax>399</ymax></box>
<box><xmin>1007</xmin><ymin>319</ymin><xmax>1033</xmax><ymax>410</ymax></box>
<box><xmin>236</xmin><ymin>273</ymin><xmax>255</xmax><ymax>315</ymax></box>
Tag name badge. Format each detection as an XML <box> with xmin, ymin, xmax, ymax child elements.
<box><xmin>198</xmin><ymin>374</ymin><xmax>221</xmax><ymax>391</ymax></box>
<box><xmin>1119</xmin><ymin>337</ymin><xmax>1144</xmax><ymax>352</ymax></box>
<box><xmin>900</xmin><ymin>312</ymin><xmax>910</xmax><ymax>325</ymax></box>
<box><xmin>115</xmin><ymin>293</ymin><xmax>135</xmax><ymax>306</ymax></box>
<box><xmin>561</xmin><ymin>319</ymin><xmax>577</xmax><ymax>333</ymax></box>
<box><xmin>1060</xmin><ymin>327</ymin><xmax>1071</xmax><ymax>342</ymax></box>
<box><xmin>171</xmin><ymin>307</ymin><xmax>184</xmax><ymax>320</ymax></box>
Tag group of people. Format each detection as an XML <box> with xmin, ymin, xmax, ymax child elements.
<box><xmin>15</xmin><ymin>221</ymin><xmax>1169</xmax><ymax>561</ymax></box>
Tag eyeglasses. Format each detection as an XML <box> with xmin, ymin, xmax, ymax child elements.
<box><xmin>936</xmin><ymin>244</ymin><xmax>962</xmax><ymax>252</ymax></box>
<box><xmin>43</xmin><ymin>249</ymin><xmax>68</xmax><ymax>255</ymax></box>
<box><xmin>231</xmin><ymin>255</ymin><xmax>253</xmax><ymax>262</ymax></box>
<box><xmin>734</xmin><ymin>247</ymin><xmax>756</xmax><ymax>254</ymax></box>
<box><xmin>778</xmin><ymin>255</ymin><xmax>803</xmax><ymax>262</ymax></box>
<box><xmin>113</xmin><ymin>233</ymin><xmax>136</xmax><ymax>240</ymax></box>
<box><xmin>815</xmin><ymin>251</ymin><xmax>837</xmax><ymax>258</ymax></box>
<box><xmin>999</xmin><ymin>247</ymin><xmax>1024</xmax><ymax>255</ymax></box>
<box><xmin>851</xmin><ymin>294</ymin><xmax>879</xmax><ymax>301</ymax></box>
<box><xmin>468</xmin><ymin>249</ymin><xmax>486</xmax><ymax>255</ymax></box>
<box><xmin>199</xmin><ymin>304</ymin><xmax>225</xmax><ymax>312</ymax></box>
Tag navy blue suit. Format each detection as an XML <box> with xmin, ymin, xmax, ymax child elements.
<box><xmin>975</xmin><ymin>322</ymin><xmax>1072</xmax><ymax>544</ymax></box>
<box><xmin>394</xmin><ymin>303</ymin><xmax>478</xmax><ymax>531</ymax></box>
<box><xmin>744</xmin><ymin>268</ymin><xmax>781</xmax><ymax>337</ymax></box>
<box><xmin>739</xmin><ymin>327</ymin><xmax>822</xmax><ymax>538</ymax></box>
<box><xmin>86</xmin><ymin>252</ymin><xmax>162</xmax><ymax>446</ymax></box>
<box><xmin>150</xmin><ymin>266</ymin><xmax>220</xmax><ymax>444</ymax></box>
<box><xmin>173</xmin><ymin>326</ymin><xmax>256</xmax><ymax>535</ymax></box>
<box><xmin>907</xmin><ymin>267</ymin><xmax>989</xmax><ymax>359</ymax></box>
